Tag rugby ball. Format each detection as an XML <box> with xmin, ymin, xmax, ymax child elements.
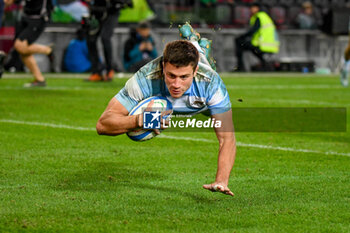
<box><xmin>127</xmin><ymin>96</ymin><xmax>173</xmax><ymax>141</ymax></box>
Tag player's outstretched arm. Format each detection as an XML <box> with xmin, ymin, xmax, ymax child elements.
<box><xmin>96</xmin><ymin>98</ymin><xmax>141</xmax><ymax>136</ymax></box>
<box><xmin>203</xmin><ymin>110</ymin><xmax>236</xmax><ymax>197</ymax></box>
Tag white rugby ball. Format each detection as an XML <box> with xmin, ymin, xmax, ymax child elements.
<box><xmin>127</xmin><ymin>96</ymin><xmax>173</xmax><ymax>141</ymax></box>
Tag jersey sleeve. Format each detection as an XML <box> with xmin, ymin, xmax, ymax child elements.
<box><xmin>114</xmin><ymin>69</ymin><xmax>152</xmax><ymax>112</ymax></box>
<box><xmin>206</xmin><ymin>74</ymin><xmax>232</xmax><ymax>115</ymax></box>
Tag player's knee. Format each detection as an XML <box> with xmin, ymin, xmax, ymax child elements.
<box><xmin>218</xmin><ymin>134</ymin><xmax>235</xmax><ymax>148</ymax></box>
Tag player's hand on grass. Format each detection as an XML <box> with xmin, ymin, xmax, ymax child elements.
<box><xmin>203</xmin><ymin>183</ymin><xmax>234</xmax><ymax>197</ymax></box>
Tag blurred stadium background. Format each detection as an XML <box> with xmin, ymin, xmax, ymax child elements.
<box><xmin>0</xmin><ymin>0</ymin><xmax>350</xmax><ymax>74</ymax></box>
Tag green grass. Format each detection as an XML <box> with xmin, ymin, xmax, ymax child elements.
<box><xmin>0</xmin><ymin>73</ymin><xmax>349</xmax><ymax>232</ymax></box>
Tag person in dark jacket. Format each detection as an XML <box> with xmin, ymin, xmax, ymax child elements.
<box><xmin>234</xmin><ymin>3</ymin><xmax>279</xmax><ymax>72</ymax></box>
<box><xmin>85</xmin><ymin>0</ymin><xmax>131</xmax><ymax>81</ymax></box>
<box><xmin>4</xmin><ymin>0</ymin><xmax>54</xmax><ymax>87</ymax></box>
<box><xmin>123</xmin><ymin>21</ymin><xmax>157</xmax><ymax>73</ymax></box>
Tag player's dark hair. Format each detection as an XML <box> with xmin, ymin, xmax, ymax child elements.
<box><xmin>163</xmin><ymin>40</ymin><xmax>199</xmax><ymax>71</ymax></box>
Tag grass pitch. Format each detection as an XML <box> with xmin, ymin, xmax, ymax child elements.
<box><xmin>0</xmin><ymin>73</ymin><xmax>349</xmax><ymax>232</ymax></box>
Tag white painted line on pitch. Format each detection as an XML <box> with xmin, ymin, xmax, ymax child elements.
<box><xmin>2</xmin><ymin>72</ymin><xmax>332</xmax><ymax>79</ymax></box>
<box><xmin>1</xmin><ymin>82</ymin><xmax>343</xmax><ymax>92</ymax></box>
<box><xmin>1</xmin><ymin>85</ymin><xmax>339</xmax><ymax>90</ymax></box>
<box><xmin>1</xmin><ymin>84</ymin><xmax>341</xmax><ymax>91</ymax></box>
<box><xmin>1</xmin><ymin>86</ymin><xmax>347</xmax><ymax>107</ymax></box>
<box><xmin>226</xmin><ymin>84</ymin><xmax>343</xmax><ymax>89</ymax></box>
<box><xmin>255</xmin><ymin>98</ymin><xmax>348</xmax><ymax>107</ymax></box>
<box><xmin>0</xmin><ymin>86</ymin><xmax>85</xmax><ymax>91</ymax></box>
<box><xmin>158</xmin><ymin>134</ymin><xmax>215</xmax><ymax>142</ymax></box>
<box><xmin>0</xmin><ymin>86</ymin><xmax>118</xmax><ymax>91</ymax></box>
<box><xmin>0</xmin><ymin>119</ymin><xmax>95</xmax><ymax>131</ymax></box>
<box><xmin>220</xmin><ymin>72</ymin><xmax>335</xmax><ymax>78</ymax></box>
<box><xmin>1</xmin><ymin>73</ymin><xmax>87</xmax><ymax>79</ymax></box>
<box><xmin>236</xmin><ymin>142</ymin><xmax>350</xmax><ymax>157</ymax></box>
<box><xmin>2</xmin><ymin>73</ymin><xmax>131</xmax><ymax>79</ymax></box>
<box><xmin>1</xmin><ymin>119</ymin><xmax>349</xmax><ymax>157</ymax></box>
<box><xmin>159</xmin><ymin>135</ymin><xmax>350</xmax><ymax>157</ymax></box>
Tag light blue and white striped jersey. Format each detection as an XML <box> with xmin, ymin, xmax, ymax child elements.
<box><xmin>115</xmin><ymin>56</ymin><xmax>231</xmax><ymax>115</ymax></box>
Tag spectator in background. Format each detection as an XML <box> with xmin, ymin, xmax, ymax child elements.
<box><xmin>4</xmin><ymin>0</ymin><xmax>54</xmax><ymax>87</ymax></box>
<box><xmin>199</xmin><ymin>0</ymin><xmax>223</xmax><ymax>25</ymax></box>
<box><xmin>234</xmin><ymin>3</ymin><xmax>279</xmax><ymax>71</ymax></box>
<box><xmin>84</xmin><ymin>0</ymin><xmax>132</xmax><ymax>82</ymax></box>
<box><xmin>58</xmin><ymin>0</ymin><xmax>88</xmax><ymax>22</ymax></box>
<box><xmin>123</xmin><ymin>21</ymin><xmax>157</xmax><ymax>73</ymax></box>
<box><xmin>294</xmin><ymin>1</ymin><xmax>319</xmax><ymax>30</ymax></box>
<box><xmin>63</xmin><ymin>28</ymin><xmax>91</xmax><ymax>73</ymax></box>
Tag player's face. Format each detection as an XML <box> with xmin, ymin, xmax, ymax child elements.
<box><xmin>163</xmin><ymin>62</ymin><xmax>198</xmax><ymax>98</ymax></box>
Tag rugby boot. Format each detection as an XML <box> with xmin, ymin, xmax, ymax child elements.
<box><xmin>86</xmin><ymin>73</ymin><xmax>103</xmax><ymax>82</ymax></box>
<box><xmin>104</xmin><ymin>69</ymin><xmax>114</xmax><ymax>82</ymax></box>
<box><xmin>178</xmin><ymin>22</ymin><xmax>200</xmax><ymax>41</ymax></box>
<box><xmin>23</xmin><ymin>80</ymin><xmax>46</xmax><ymax>87</ymax></box>
<box><xmin>199</xmin><ymin>38</ymin><xmax>216</xmax><ymax>71</ymax></box>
